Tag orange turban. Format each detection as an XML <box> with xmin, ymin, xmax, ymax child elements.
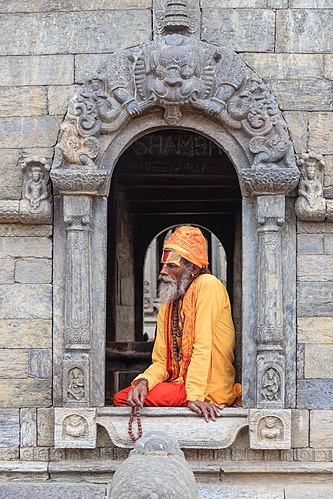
<box><xmin>163</xmin><ymin>226</ymin><xmax>209</xmax><ymax>268</ymax></box>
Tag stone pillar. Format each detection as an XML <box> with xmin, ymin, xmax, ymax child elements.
<box><xmin>256</xmin><ymin>195</ymin><xmax>285</xmax><ymax>409</ymax></box>
<box><xmin>63</xmin><ymin>195</ymin><xmax>92</xmax><ymax>406</ymax></box>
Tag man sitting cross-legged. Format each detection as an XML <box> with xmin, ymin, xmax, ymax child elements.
<box><xmin>114</xmin><ymin>226</ymin><xmax>241</xmax><ymax>422</ymax></box>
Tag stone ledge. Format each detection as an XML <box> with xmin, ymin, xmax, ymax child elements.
<box><xmin>96</xmin><ymin>407</ymin><xmax>248</xmax><ymax>449</ymax></box>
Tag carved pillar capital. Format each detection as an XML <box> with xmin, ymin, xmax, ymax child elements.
<box><xmin>51</xmin><ymin>169</ymin><xmax>109</xmax><ymax>197</ymax></box>
<box><xmin>239</xmin><ymin>168</ymin><xmax>299</xmax><ymax>198</ymax></box>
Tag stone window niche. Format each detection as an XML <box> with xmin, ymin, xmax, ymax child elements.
<box><xmin>51</xmin><ymin>24</ymin><xmax>299</xmax><ymax>450</ymax></box>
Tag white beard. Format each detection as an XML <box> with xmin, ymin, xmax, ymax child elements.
<box><xmin>158</xmin><ymin>272</ymin><xmax>192</xmax><ymax>304</ymax></box>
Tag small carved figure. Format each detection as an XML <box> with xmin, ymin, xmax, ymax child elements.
<box><xmin>295</xmin><ymin>151</ymin><xmax>326</xmax><ymax>221</ymax></box>
<box><xmin>63</xmin><ymin>414</ymin><xmax>87</xmax><ymax>438</ymax></box>
<box><xmin>24</xmin><ymin>166</ymin><xmax>49</xmax><ymax>213</ymax></box>
<box><xmin>260</xmin><ymin>416</ymin><xmax>282</xmax><ymax>440</ymax></box>
<box><xmin>262</xmin><ymin>368</ymin><xmax>280</xmax><ymax>401</ymax></box>
<box><xmin>67</xmin><ymin>367</ymin><xmax>85</xmax><ymax>401</ymax></box>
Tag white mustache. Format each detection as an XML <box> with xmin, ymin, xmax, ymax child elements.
<box><xmin>159</xmin><ymin>275</ymin><xmax>176</xmax><ymax>284</ymax></box>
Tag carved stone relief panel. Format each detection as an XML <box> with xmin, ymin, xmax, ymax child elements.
<box><xmin>257</xmin><ymin>353</ymin><xmax>285</xmax><ymax>409</ymax></box>
<box><xmin>0</xmin><ymin>157</ymin><xmax>52</xmax><ymax>224</ymax></box>
<box><xmin>153</xmin><ymin>0</ymin><xmax>200</xmax><ymax>39</ymax></box>
<box><xmin>63</xmin><ymin>352</ymin><xmax>89</xmax><ymax>405</ymax></box>
<box><xmin>249</xmin><ymin>409</ymin><xmax>291</xmax><ymax>450</ymax></box>
<box><xmin>54</xmin><ymin>408</ymin><xmax>96</xmax><ymax>449</ymax></box>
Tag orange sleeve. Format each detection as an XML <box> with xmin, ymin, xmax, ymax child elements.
<box><xmin>132</xmin><ymin>304</ymin><xmax>169</xmax><ymax>390</ymax></box>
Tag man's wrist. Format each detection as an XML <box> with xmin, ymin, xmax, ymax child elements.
<box><xmin>136</xmin><ymin>378</ymin><xmax>149</xmax><ymax>388</ymax></box>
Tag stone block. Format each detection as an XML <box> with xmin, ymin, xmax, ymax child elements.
<box><xmin>0</xmin><ymin>55</ymin><xmax>74</xmax><ymax>87</ymax></box>
<box><xmin>249</xmin><ymin>410</ymin><xmax>291</xmax><ymax>450</ymax></box>
<box><xmin>0</xmin><ymin>379</ymin><xmax>51</xmax><ymax>407</ymax></box>
<box><xmin>20</xmin><ymin>446</ymin><xmax>50</xmax><ymax>461</ymax></box>
<box><xmin>20</xmin><ymin>408</ymin><xmax>36</xmax><ymax>447</ymax></box>
<box><xmin>309</xmin><ymin>113</ymin><xmax>333</xmax><ymax>155</ymax></box>
<box><xmin>285</xmin><ymin>485</ymin><xmax>333</xmax><ymax>499</ymax></box>
<box><xmin>0</xmin><ymin>448</ymin><xmax>19</xmax><ymax>460</ymax></box>
<box><xmin>0</xmin><ymin>87</ymin><xmax>47</xmax><ymax>118</ymax></box>
<box><xmin>75</xmin><ymin>54</ymin><xmax>113</xmax><ymax>84</ymax></box>
<box><xmin>297</xmin><ymin>282</ymin><xmax>333</xmax><ymax>317</ymax></box>
<box><xmin>324</xmin><ymin>155</ymin><xmax>333</xmax><ymax>187</ymax></box>
<box><xmin>283</xmin><ymin>112</ymin><xmax>308</xmax><ymax>155</ymax></box>
<box><xmin>197</xmin><ymin>485</ymin><xmax>284</xmax><ymax>498</ymax></box>
<box><xmin>55</xmin><ymin>408</ymin><xmax>97</xmax><ymax>449</ymax></box>
<box><xmin>267</xmin><ymin>0</ymin><xmax>288</xmax><ymax>6</ymax></box>
<box><xmin>0</xmin><ymin>483</ymin><xmax>107</xmax><ymax>499</ymax></box>
<box><xmin>324</xmin><ymin>234</ymin><xmax>333</xmax><ymax>254</ymax></box>
<box><xmin>28</xmin><ymin>349</ymin><xmax>52</xmax><ymax>378</ymax></box>
<box><xmin>310</xmin><ymin>410</ymin><xmax>333</xmax><ymax>448</ymax></box>
<box><xmin>0</xmin><ymin>350</ymin><xmax>28</xmax><ymax>378</ymax></box>
<box><xmin>267</xmin><ymin>79</ymin><xmax>332</xmax><ymax>111</ymax></box>
<box><xmin>297</xmin><ymin>221</ymin><xmax>333</xmax><ymax>234</ymax></box>
<box><xmin>201</xmin><ymin>9</ymin><xmax>275</xmax><ymax>52</ymax></box>
<box><xmin>297</xmin><ymin>234</ymin><xmax>323</xmax><ymax>254</ymax></box>
<box><xmin>276</xmin><ymin>10</ymin><xmax>333</xmax><ymax>53</ymax></box>
<box><xmin>297</xmin><ymin>255</ymin><xmax>333</xmax><ymax>281</ymax></box>
<box><xmin>15</xmin><ymin>258</ymin><xmax>52</xmax><ymax>284</ymax></box>
<box><xmin>242</xmin><ymin>53</ymin><xmax>323</xmax><ymax>80</ymax></box>
<box><xmin>0</xmin><ymin>149</ymin><xmax>23</xmax><ymax>200</ymax></box>
<box><xmin>305</xmin><ymin>344</ymin><xmax>333</xmax><ymax>378</ymax></box>
<box><xmin>201</xmin><ymin>0</ymin><xmax>266</xmax><ymax>6</ymax></box>
<box><xmin>324</xmin><ymin>54</ymin><xmax>333</xmax><ymax>79</ymax></box>
<box><xmin>298</xmin><ymin>317</ymin><xmax>333</xmax><ymax>344</ymax></box>
<box><xmin>290</xmin><ymin>0</ymin><xmax>333</xmax><ymax>6</ymax></box>
<box><xmin>297</xmin><ymin>343</ymin><xmax>304</xmax><ymax>380</ymax></box>
<box><xmin>120</xmin><ymin>277</ymin><xmax>134</xmax><ymax>306</ymax></box>
<box><xmin>297</xmin><ymin>379</ymin><xmax>333</xmax><ymax>409</ymax></box>
<box><xmin>0</xmin><ymin>319</ymin><xmax>52</xmax><ymax>348</ymax></box>
<box><xmin>0</xmin><ymin>284</ymin><xmax>52</xmax><ymax>319</ymax></box>
<box><xmin>0</xmin><ymin>409</ymin><xmax>19</xmax><ymax>447</ymax></box>
<box><xmin>0</xmin><ymin>11</ymin><xmax>151</xmax><ymax>56</ymax></box>
<box><xmin>291</xmin><ymin>410</ymin><xmax>309</xmax><ymax>448</ymax></box>
<box><xmin>0</xmin><ymin>0</ymin><xmax>151</xmax><ymax>12</ymax></box>
<box><xmin>0</xmin><ymin>259</ymin><xmax>14</xmax><ymax>284</ymax></box>
<box><xmin>48</xmin><ymin>85</ymin><xmax>80</xmax><ymax>116</ymax></box>
<box><xmin>37</xmin><ymin>408</ymin><xmax>54</xmax><ymax>447</ymax></box>
<box><xmin>0</xmin><ymin>237</ymin><xmax>52</xmax><ymax>258</ymax></box>
<box><xmin>0</xmin><ymin>116</ymin><xmax>60</xmax><ymax>149</ymax></box>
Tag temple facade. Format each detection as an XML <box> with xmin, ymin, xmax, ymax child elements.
<box><xmin>0</xmin><ymin>1</ymin><xmax>332</xmax><ymax>496</ymax></box>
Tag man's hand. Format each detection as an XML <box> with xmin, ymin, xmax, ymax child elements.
<box><xmin>188</xmin><ymin>400</ymin><xmax>225</xmax><ymax>422</ymax></box>
<box><xmin>127</xmin><ymin>379</ymin><xmax>148</xmax><ymax>408</ymax></box>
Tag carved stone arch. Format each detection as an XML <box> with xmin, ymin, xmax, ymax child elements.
<box><xmin>50</xmin><ymin>24</ymin><xmax>299</xmax><ymax>437</ymax></box>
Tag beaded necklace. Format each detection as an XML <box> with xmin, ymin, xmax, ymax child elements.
<box><xmin>171</xmin><ymin>298</ymin><xmax>185</xmax><ymax>362</ymax></box>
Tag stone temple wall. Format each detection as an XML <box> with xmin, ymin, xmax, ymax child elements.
<box><xmin>0</xmin><ymin>0</ymin><xmax>333</xmax><ymax>495</ymax></box>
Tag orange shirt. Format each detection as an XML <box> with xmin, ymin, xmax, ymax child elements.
<box><xmin>133</xmin><ymin>274</ymin><xmax>241</xmax><ymax>406</ymax></box>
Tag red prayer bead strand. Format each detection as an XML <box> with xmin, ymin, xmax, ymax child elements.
<box><xmin>128</xmin><ymin>406</ymin><xmax>143</xmax><ymax>441</ymax></box>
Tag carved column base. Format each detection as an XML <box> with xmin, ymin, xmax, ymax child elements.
<box><xmin>249</xmin><ymin>409</ymin><xmax>291</xmax><ymax>449</ymax></box>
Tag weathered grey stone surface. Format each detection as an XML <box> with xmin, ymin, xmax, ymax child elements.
<box><xmin>0</xmin><ymin>379</ymin><xmax>51</xmax><ymax>407</ymax></box>
<box><xmin>0</xmin><ymin>284</ymin><xmax>52</xmax><ymax>319</ymax></box>
<box><xmin>291</xmin><ymin>410</ymin><xmax>309</xmax><ymax>448</ymax></box>
<box><xmin>268</xmin><ymin>79</ymin><xmax>332</xmax><ymax>111</ymax></box>
<box><xmin>0</xmin><ymin>55</ymin><xmax>74</xmax><ymax>86</ymax></box>
<box><xmin>324</xmin><ymin>234</ymin><xmax>333</xmax><ymax>254</ymax></box>
<box><xmin>298</xmin><ymin>317</ymin><xmax>333</xmax><ymax>343</ymax></box>
<box><xmin>310</xmin><ymin>410</ymin><xmax>333</xmax><ymax>448</ymax></box>
<box><xmin>0</xmin><ymin>11</ymin><xmax>151</xmax><ymax>55</ymax></box>
<box><xmin>0</xmin><ymin>0</ymin><xmax>151</xmax><ymax>12</ymax></box>
<box><xmin>290</xmin><ymin>0</ymin><xmax>333</xmax><ymax>7</ymax></box>
<box><xmin>276</xmin><ymin>10</ymin><xmax>333</xmax><ymax>53</ymax></box>
<box><xmin>309</xmin><ymin>113</ymin><xmax>333</xmax><ymax>154</ymax></box>
<box><xmin>0</xmin><ymin>117</ymin><xmax>60</xmax><ymax>149</ymax></box>
<box><xmin>324</xmin><ymin>54</ymin><xmax>333</xmax><ymax>78</ymax></box>
<box><xmin>297</xmin><ymin>255</ymin><xmax>333</xmax><ymax>281</ymax></box>
<box><xmin>201</xmin><ymin>0</ymin><xmax>266</xmax><ymax>6</ymax></box>
<box><xmin>283</xmin><ymin>112</ymin><xmax>308</xmax><ymax>154</ymax></box>
<box><xmin>37</xmin><ymin>408</ymin><xmax>54</xmax><ymax>447</ymax></box>
<box><xmin>242</xmin><ymin>53</ymin><xmax>323</xmax><ymax>79</ymax></box>
<box><xmin>0</xmin><ymin>409</ymin><xmax>19</xmax><ymax>447</ymax></box>
<box><xmin>201</xmin><ymin>9</ymin><xmax>275</xmax><ymax>52</ymax></box>
<box><xmin>0</xmin><ymin>87</ymin><xmax>47</xmax><ymax>118</ymax></box>
<box><xmin>75</xmin><ymin>54</ymin><xmax>112</xmax><ymax>83</ymax></box>
<box><xmin>305</xmin><ymin>344</ymin><xmax>333</xmax><ymax>378</ymax></box>
<box><xmin>0</xmin><ymin>259</ymin><xmax>14</xmax><ymax>284</ymax></box>
<box><xmin>0</xmin><ymin>350</ymin><xmax>28</xmax><ymax>378</ymax></box>
<box><xmin>297</xmin><ymin>282</ymin><xmax>333</xmax><ymax>316</ymax></box>
<box><xmin>48</xmin><ymin>85</ymin><xmax>81</xmax><ymax>116</ymax></box>
<box><xmin>297</xmin><ymin>234</ymin><xmax>323</xmax><ymax>254</ymax></box>
<box><xmin>15</xmin><ymin>258</ymin><xmax>52</xmax><ymax>284</ymax></box>
<box><xmin>20</xmin><ymin>408</ymin><xmax>36</xmax><ymax>447</ymax></box>
<box><xmin>297</xmin><ymin>221</ymin><xmax>333</xmax><ymax>234</ymax></box>
<box><xmin>0</xmin><ymin>319</ymin><xmax>51</xmax><ymax>348</ymax></box>
<box><xmin>285</xmin><ymin>485</ymin><xmax>333</xmax><ymax>499</ymax></box>
<box><xmin>28</xmin><ymin>349</ymin><xmax>52</xmax><ymax>378</ymax></box>
<box><xmin>297</xmin><ymin>379</ymin><xmax>333</xmax><ymax>409</ymax></box>
<box><xmin>197</xmin><ymin>485</ymin><xmax>284</xmax><ymax>499</ymax></box>
<box><xmin>267</xmin><ymin>0</ymin><xmax>288</xmax><ymax>7</ymax></box>
<box><xmin>0</xmin><ymin>149</ymin><xmax>23</xmax><ymax>200</ymax></box>
<box><xmin>0</xmin><ymin>237</ymin><xmax>52</xmax><ymax>258</ymax></box>
<box><xmin>0</xmin><ymin>483</ymin><xmax>107</xmax><ymax>498</ymax></box>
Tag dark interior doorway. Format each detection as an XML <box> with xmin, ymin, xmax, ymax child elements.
<box><xmin>106</xmin><ymin>129</ymin><xmax>242</xmax><ymax>404</ymax></box>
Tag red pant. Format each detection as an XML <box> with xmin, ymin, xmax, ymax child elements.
<box><xmin>113</xmin><ymin>382</ymin><xmax>188</xmax><ymax>407</ymax></box>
